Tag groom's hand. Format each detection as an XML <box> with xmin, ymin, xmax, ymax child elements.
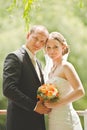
<box><xmin>34</xmin><ymin>101</ymin><xmax>51</xmax><ymax>114</ymax></box>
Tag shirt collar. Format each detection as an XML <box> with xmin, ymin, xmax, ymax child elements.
<box><xmin>22</xmin><ymin>45</ymin><xmax>36</xmax><ymax>60</ymax></box>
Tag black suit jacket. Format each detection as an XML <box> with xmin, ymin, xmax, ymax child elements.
<box><xmin>3</xmin><ymin>47</ymin><xmax>45</xmax><ymax>130</ymax></box>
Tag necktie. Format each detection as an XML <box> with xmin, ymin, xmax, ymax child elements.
<box><xmin>36</xmin><ymin>60</ymin><xmax>44</xmax><ymax>84</ymax></box>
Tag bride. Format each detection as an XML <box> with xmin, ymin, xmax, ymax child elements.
<box><xmin>44</xmin><ymin>32</ymin><xmax>85</xmax><ymax>130</ymax></box>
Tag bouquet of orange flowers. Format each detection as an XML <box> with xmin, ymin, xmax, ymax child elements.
<box><xmin>37</xmin><ymin>84</ymin><xmax>59</xmax><ymax>102</ymax></box>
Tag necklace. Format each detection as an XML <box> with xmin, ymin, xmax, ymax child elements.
<box><xmin>48</xmin><ymin>62</ymin><xmax>63</xmax><ymax>79</ymax></box>
<box><xmin>51</xmin><ymin>64</ymin><xmax>58</xmax><ymax>73</ymax></box>
<box><xmin>48</xmin><ymin>64</ymin><xmax>58</xmax><ymax>78</ymax></box>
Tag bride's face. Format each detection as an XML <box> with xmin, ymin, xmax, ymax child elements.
<box><xmin>46</xmin><ymin>39</ymin><xmax>63</xmax><ymax>61</ymax></box>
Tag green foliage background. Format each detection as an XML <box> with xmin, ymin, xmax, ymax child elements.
<box><xmin>0</xmin><ymin>0</ymin><xmax>87</xmax><ymax>129</ymax></box>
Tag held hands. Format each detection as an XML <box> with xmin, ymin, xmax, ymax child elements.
<box><xmin>34</xmin><ymin>100</ymin><xmax>51</xmax><ymax>114</ymax></box>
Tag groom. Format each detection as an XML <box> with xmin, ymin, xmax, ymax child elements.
<box><xmin>3</xmin><ymin>25</ymin><xmax>51</xmax><ymax>130</ymax></box>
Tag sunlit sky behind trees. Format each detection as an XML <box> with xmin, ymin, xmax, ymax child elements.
<box><xmin>0</xmin><ymin>0</ymin><xmax>87</xmax><ymax>110</ymax></box>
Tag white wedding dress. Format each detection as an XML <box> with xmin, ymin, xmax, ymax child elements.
<box><xmin>46</xmin><ymin>77</ymin><xmax>83</xmax><ymax>130</ymax></box>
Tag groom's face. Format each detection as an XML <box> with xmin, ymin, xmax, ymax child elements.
<box><xmin>26</xmin><ymin>30</ymin><xmax>48</xmax><ymax>54</ymax></box>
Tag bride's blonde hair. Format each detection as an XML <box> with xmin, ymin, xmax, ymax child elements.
<box><xmin>49</xmin><ymin>32</ymin><xmax>69</xmax><ymax>55</ymax></box>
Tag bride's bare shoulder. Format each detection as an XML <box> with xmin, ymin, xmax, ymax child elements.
<box><xmin>63</xmin><ymin>61</ymin><xmax>73</xmax><ymax>66</ymax></box>
<box><xmin>63</xmin><ymin>61</ymin><xmax>75</xmax><ymax>72</ymax></box>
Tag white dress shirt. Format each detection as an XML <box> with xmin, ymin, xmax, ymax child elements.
<box><xmin>23</xmin><ymin>45</ymin><xmax>41</xmax><ymax>82</ymax></box>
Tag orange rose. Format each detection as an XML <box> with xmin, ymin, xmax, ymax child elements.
<box><xmin>37</xmin><ymin>83</ymin><xmax>59</xmax><ymax>102</ymax></box>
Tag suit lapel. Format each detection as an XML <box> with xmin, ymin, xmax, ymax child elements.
<box><xmin>20</xmin><ymin>47</ymin><xmax>42</xmax><ymax>84</ymax></box>
<box><xmin>36</xmin><ymin>60</ymin><xmax>44</xmax><ymax>84</ymax></box>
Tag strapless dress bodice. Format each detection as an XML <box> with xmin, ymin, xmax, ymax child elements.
<box><xmin>47</xmin><ymin>76</ymin><xmax>73</xmax><ymax>99</ymax></box>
